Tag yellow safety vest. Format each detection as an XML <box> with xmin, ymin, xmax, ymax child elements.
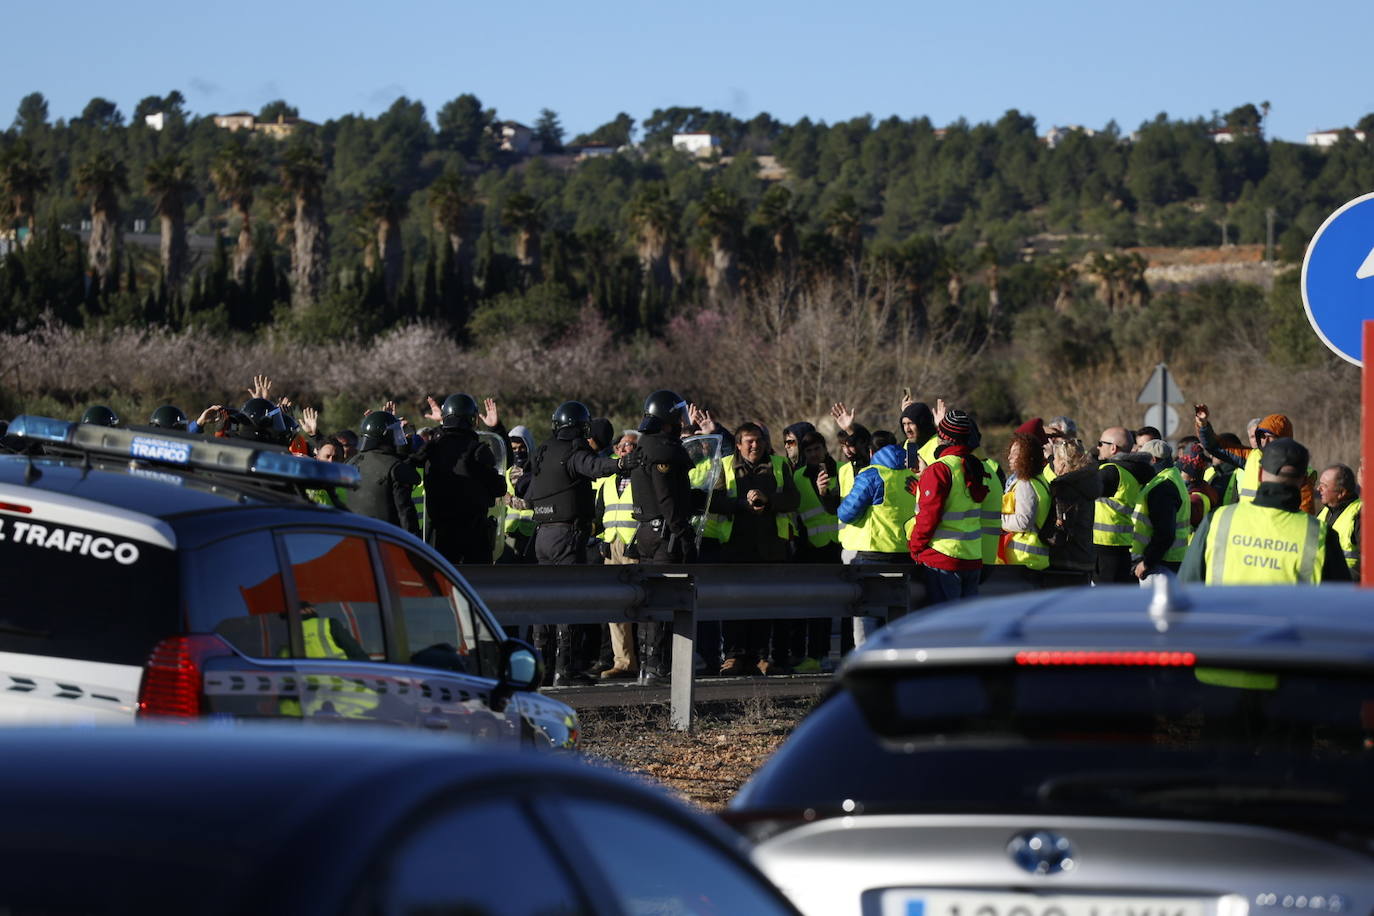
<box><xmin>1131</xmin><ymin>467</ymin><xmax>1191</xmax><ymax>563</ymax></box>
<box><xmin>916</xmin><ymin>437</ymin><xmax>938</xmax><ymax>469</ymax></box>
<box><xmin>595</xmin><ymin>475</ymin><xmax>637</xmax><ymax>545</ymax></box>
<box><xmin>505</xmin><ymin>467</ymin><xmax>534</xmax><ymax>536</ymax></box>
<box><xmin>279</xmin><ymin>617</ymin><xmax>380</xmax><ymax>718</ymax></box>
<box><xmin>1236</xmin><ymin>450</ymin><xmax>1261</xmax><ymax>503</ymax></box>
<box><xmin>411</xmin><ymin>468</ymin><xmax>426</xmax><ymax>533</ymax></box>
<box><xmin>794</xmin><ymin>465</ymin><xmax>840</xmax><ymax>548</ymax></box>
<box><xmin>837</xmin><ymin>461</ymin><xmax>868</xmax><ymax>551</ymax></box>
<box><xmin>860</xmin><ymin>464</ymin><xmax>919</xmax><ymax>554</ymax></box>
<box><xmin>979</xmin><ymin>456</ymin><xmax>1002</xmax><ymax>565</ymax></box>
<box><xmin>1094</xmin><ymin>461</ymin><xmax>1141</xmax><ymax>548</ymax></box>
<box><xmin>928</xmin><ymin>455</ymin><xmax>982</xmax><ymax>561</ymax></box>
<box><xmin>1004</xmin><ymin>474</ymin><xmax>1051</xmax><ymax>570</ymax></box>
<box><xmin>1204</xmin><ymin>501</ymin><xmax>1325</xmax><ymax>584</ymax></box>
<box><xmin>706</xmin><ymin>454</ymin><xmax>790</xmax><ymax>543</ymax></box>
<box><xmin>1318</xmin><ymin>498</ymin><xmax>1361</xmax><ymax>573</ymax></box>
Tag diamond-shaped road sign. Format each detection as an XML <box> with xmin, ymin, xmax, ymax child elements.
<box><xmin>1136</xmin><ymin>363</ymin><xmax>1183</xmax><ymax>405</ymax></box>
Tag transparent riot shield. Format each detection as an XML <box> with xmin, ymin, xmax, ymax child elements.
<box><xmin>683</xmin><ymin>434</ymin><xmax>723</xmax><ymax>546</ymax></box>
<box><xmin>478</xmin><ymin>430</ymin><xmax>508</xmax><ymax>562</ymax></box>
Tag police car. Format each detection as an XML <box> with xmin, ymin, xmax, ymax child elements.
<box><xmin>726</xmin><ymin>576</ymin><xmax>1374</xmax><ymax>915</ymax></box>
<box><xmin>0</xmin><ymin>415</ymin><xmax>576</xmax><ymax>747</ymax></box>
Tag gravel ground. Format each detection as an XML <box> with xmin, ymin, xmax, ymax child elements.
<box><xmin>577</xmin><ymin>695</ymin><xmax>819</xmax><ymax>810</ymax></box>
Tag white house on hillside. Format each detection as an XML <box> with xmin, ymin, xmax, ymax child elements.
<box><xmin>1307</xmin><ymin>128</ymin><xmax>1367</xmax><ymax>147</ymax></box>
<box><xmin>673</xmin><ymin>133</ymin><xmax>720</xmax><ymax>157</ymax></box>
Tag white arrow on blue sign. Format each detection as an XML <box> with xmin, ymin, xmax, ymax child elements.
<box><xmin>1301</xmin><ymin>191</ymin><xmax>1374</xmax><ymax>367</ymax></box>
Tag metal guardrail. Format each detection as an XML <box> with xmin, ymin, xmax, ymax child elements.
<box><xmin>460</xmin><ymin>564</ymin><xmax>1044</xmax><ymax>730</ymax></box>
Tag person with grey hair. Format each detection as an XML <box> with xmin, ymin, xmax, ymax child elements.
<box><xmin>1317</xmin><ymin>463</ymin><xmax>1361</xmax><ymax>578</ymax></box>
<box><xmin>1129</xmin><ymin>438</ymin><xmax>1187</xmax><ymax>579</ymax></box>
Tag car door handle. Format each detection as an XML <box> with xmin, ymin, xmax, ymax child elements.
<box><xmin>422</xmin><ymin>715</ymin><xmax>450</xmax><ymax>730</ymax></box>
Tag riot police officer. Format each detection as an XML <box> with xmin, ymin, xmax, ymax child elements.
<box><xmin>81</xmin><ymin>405</ymin><xmax>120</xmax><ymax>427</ymax></box>
<box><xmin>347</xmin><ymin>411</ymin><xmax>421</xmax><ymax>536</ymax></box>
<box><xmin>231</xmin><ymin>397</ymin><xmax>293</xmax><ymax>446</ymax></box>
<box><xmin>149</xmin><ymin>405</ymin><xmax>189</xmax><ymax>431</ymax></box>
<box><xmin>629</xmin><ymin>389</ymin><xmax>703</xmax><ymax>683</ymax></box>
<box><xmin>518</xmin><ymin>401</ymin><xmax>624</xmax><ymax>685</ymax></box>
<box><xmin>419</xmin><ymin>393</ymin><xmax>506</xmax><ymax>565</ymax></box>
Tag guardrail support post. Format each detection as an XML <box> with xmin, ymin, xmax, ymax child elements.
<box><xmin>669</xmin><ymin>578</ymin><xmax>697</xmax><ymax>733</ymax></box>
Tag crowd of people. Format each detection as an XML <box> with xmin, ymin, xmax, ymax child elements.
<box><xmin>12</xmin><ymin>379</ymin><xmax>1362</xmax><ymax>687</ymax></box>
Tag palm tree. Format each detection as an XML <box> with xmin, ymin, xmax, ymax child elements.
<box><xmin>362</xmin><ymin>182</ymin><xmax>407</xmax><ymax>303</ymax></box>
<box><xmin>210</xmin><ymin>140</ymin><xmax>265</xmax><ymax>286</ymax></box>
<box><xmin>501</xmin><ymin>192</ymin><xmax>544</xmax><ymax>282</ymax></box>
<box><xmin>823</xmin><ymin>194</ymin><xmax>864</xmax><ymax>263</ymax></box>
<box><xmin>144</xmin><ymin>153</ymin><xmax>194</xmax><ymax>289</ymax></box>
<box><xmin>0</xmin><ymin>139</ymin><xmax>49</xmax><ymax>240</ymax></box>
<box><xmin>627</xmin><ymin>182</ymin><xmax>677</xmax><ymax>308</ymax></box>
<box><xmin>75</xmin><ymin>151</ymin><xmax>129</xmax><ymax>290</ymax></box>
<box><xmin>428</xmin><ymin>167</ymin><xmax>476</xmax><ymax>290</ymax></box>
<box><xmin>280</xmin><ymin>143</ymin><xmax>329</xmax><ymax>310</ymax></box>
<box><xmin>979</xmin><ymin>243</ymin><xmax>1001</xmax><ymax>334</ymax></box>
<box><xmin>755</xmin><ymin>184</ymin><xmax>798</xmax><ymax>264</ymax></box>
<box><xmin>697</xmin><ymin>185</ymin><xmax>745</xmax><ymax>302</ymax></box>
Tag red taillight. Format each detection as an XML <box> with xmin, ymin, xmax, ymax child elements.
<box><xmin>1015</xmin><ymin>650</ymin><xmax>1196</xmax><ymax>667</ymax></box>
<box><xmin>137</xmin><ymin>635</ymin><xmax>232</xmax><ymax>720</ymax></box>
<box><xmin>0</xmin><ymin>502</ymin><xmax>32</xmax><ymax>514</ymax></box>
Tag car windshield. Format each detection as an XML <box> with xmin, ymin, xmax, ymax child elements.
<box><xmin>0</xmin><ymin>520</ymin><xmax>179</xmax><ymax>666</ymax></box>
<box><xmin>735</xmin><ymin>665</ymin><xmax>1374</xmax><ymax>834</ymax></box>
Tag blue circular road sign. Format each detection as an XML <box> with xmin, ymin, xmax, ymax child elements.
<box><xmin>1301</xmin><ymin>191</ymin><xmax>1374</xmax><ymax>367</ymax></box>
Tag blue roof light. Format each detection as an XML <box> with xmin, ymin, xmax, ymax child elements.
<box><xmin>7</xmin><ymin>415</ymin><xmax>76</xmax><ymax>444</ymax></box>
<box><xmin>250</xmin><ymin>451</ymin><xmax>360</xmax><ymax>489</ymax></box>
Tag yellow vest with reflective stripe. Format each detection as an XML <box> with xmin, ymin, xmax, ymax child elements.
<box><xmin>1236</xmin><ymin>449</ymin><xmax>1261</xmax><ymax>503</ymax></box>
<box><xmin>595</xmin><ymin>475</ymin><xmax>637</xmax><ymax>544</ymax></box>
<box><xmin>916</xmin><ymin>437</ymin><xmax>938</xmax><ymax>469</ymax></box>
<box><xmin>1005</xmin><ymin>475</ymin><xmax>1051</xmax><ymax>570</ymax></box>
<box><xmin>837</xmin><ymin>462</ymin><xmax>868</xmax><ymax>551</ymax></box>
<box><xmin>1318</xmin><ymin>498</ymin><xmax>1361</xmax><ymax>573</ymax></box>
<box><xmin>979</xmin><ymin>457</ymin><xmax>1002</xmax><ymax>564</ymax></box>
<box><xmin>1131</xmin><ymin>467</ymin><xmax>1190</xmax><ymax>563</ymax></box>
<box><xmin>929</xmin><ymin>455</ymin><xmax>982</xmax><ymax>561</ymax></box>
<box><xmin>1204</xmin><ymin>501</ymin><xmax>1325</xmax><ymax>584</ymax></box>
<box><xmin>505</xmin><ymin>467</ymin><xmax>534</xmax><ymax>535</ymax></box>
<box><xmin>856</xmin><ymin>464</ymin><xmax>919</xmax><ymax>554</ymax></box>
<box><xmin>279</xmin><ymin>617</ymin><xmax>380</xmax><ymax>718</ymax></box>
<box><xmin>1093</xmin><ymin>461</ymin><xmax>1141</xmax><ymax>547</ymax></box>
<box><xmin>794</xmin><ymin>466</ymin><xmax>840</xmax><ymax>548</ymax></box>
<box><xmin>707</xmin><ymin>454</ymin><xmax>790</xmax><ymax>543</ymax></box>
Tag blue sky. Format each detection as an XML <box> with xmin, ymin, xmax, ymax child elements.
<box><xmin>8</xmin><ymin>0</ymin><xmax>1374</xmax><ymax>143</ymax></box>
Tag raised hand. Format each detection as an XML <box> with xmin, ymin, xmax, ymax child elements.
<box><xmin>901</xmin><ymin>386</ymin><xmax>913</xmax><ymax>410</ymax></box>
<box><xmin>481</xmin><ymin>398</ymin><xmax>499</xmax><ymax>428</ymax></box>
<box><xmin>196</xmin><ymin>405</ymin><xmax>226</xmax><ymax>428</ymax></box>
<box><xmin>425</xmin><ymin>396</ymin><xmax>444</xmax><ymax>423</ymax></box>
<box><xmin>934</xmin><ymin>397</ymin><xmax>947</xmax><ymax>427</ymax></box>
<box><xmin>300</xmin><ymin>407</ymin><xmax>319</xmax><ymax>437</ymax></box>
<box><xmin>830</xmin><ymin>402</ymin><xmax>854</xmax><ymax>432</ymax></box>
<box><xmin>382</xmin><ymin>399</ymin><xmax>397</xmax><ymax>416</ymax></box>
<box><xmin>245</xmin><ymin>374</ymin><xmax>272</xmax><ymax>400</ymax></box>
<box><xmin>1194</xmin><ymin>403</ymin><xmax>1209</xmax><ymax>426</ymax></box>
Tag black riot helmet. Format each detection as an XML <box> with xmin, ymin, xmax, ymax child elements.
<box><xmin>440</xmin><ymin>393</ymin><xmax>480</xmax><ymax>430</ymax></box>
<box><xmin>235</xmin><ymin>397</ymin><xmax>290</xmax><ymax>445</ymax></box>
<box><xmin>81</xmin><ymin>405</ymin><xmax>121</xmax><ymax>427</ymax></box>
<box><xmin>149</xmin><ymin>405</ymin><xmax>189</xmax><ymax>430</ymax></box>
<box><xmin>359</xmin><ymin>411</ymin><xmax>405</xmax><ymax>451</ymax></box>
<box><xmin>640</xmin><ymin>389</ymin><xmax>687</xmax><ymax>435</ymax></box>
<box><xmin>551</xmin><ymin>401</ymin><xmax>591</xmax><ymax>438</ymax></box>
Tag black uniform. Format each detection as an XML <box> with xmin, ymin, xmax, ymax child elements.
<box><xmin>419</xmin><ymin>427</ymin><xmax>506</xmax><ymax>564</ymax></box>
<box><xmin>519</xmin><ymin>430</ymin><xmax>620</xmax><ymax>680</ymax></box>
<box><xmin>629</xmin><ymin>430</ymin><xmax>703</xmax><ymax>679</ymax></box>
<box><xmin>347</xmin><ymin>447</ymin><xmax>421</xmax><ymax>536</ymax></box>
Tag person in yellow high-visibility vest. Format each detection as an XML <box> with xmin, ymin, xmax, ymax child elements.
<box><xmin>1130</xmin><ymin>439</ymin><xmax>1189</xmax><ymax>580</ymax></box>
<box><xmin>1316</xmin><ymin>463</ymin><xmax>1361</xmax><ymax>579</ymax></box>
<box><xmin>591</xmin><ymin>430</ymin><xmax>641</xmax><ymax>679</ymax></box>
<box><xmin>999</xmin><ymin>426</ymin><xmax>1052</xmax><ymax>581</ymax></box>
<box><xmin>907</xmin><ymin>410</ymin><xmax>991</xmax><ymax>603</ymax></box>
<box><xmin>1181</xmin><ymin>438</ymin><xmax>1351</xmax><ymax>584</ymax></box>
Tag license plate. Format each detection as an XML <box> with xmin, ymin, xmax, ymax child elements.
<box><xmin>882</xmin><ymin>891</ymin><xmax>1210</xmax><ymax>916</ymax></box>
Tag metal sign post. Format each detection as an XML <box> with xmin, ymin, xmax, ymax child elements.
<box><xmin>1137</xmin><ymin>363</ymin><xmax>1183</xmax><ymax>440</ymax></box>
<box><xmin>1364</xmin><ymin>321</ymin><xmax>1373</xmax><ymax>587</ymax></box>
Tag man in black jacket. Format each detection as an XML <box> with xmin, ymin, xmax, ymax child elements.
<box><xmin>347</xmin><ymin>411</ymin><xmax>420</xmax><ymax>536</ymax></box>
<box><xmin>517</xmin><ymin>400</ymin><xmax>623</xmax><ymax>685</ymax></box>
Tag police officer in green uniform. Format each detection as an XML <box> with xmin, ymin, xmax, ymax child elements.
<box><xmin>1181</xmin><ymin>438</ymin><xmax>1350</xmax><ymax>584</ymax></box>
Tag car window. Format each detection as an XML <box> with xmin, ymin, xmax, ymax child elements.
<box><xmin>380</xmin><ymin>541</ymin><xmax>500</xmax><ymax>677</ymax></box>
<box><xmin>185</xmin><ymin>530</ymin><xmax>288</xmax><ymax>658</ymax></box>
<box><xmin>376</xmin><ymin>798</ymin><xmax>588</xmax><ymax>916</ymax></box>
<box><xmin>281</xmin><ymin>533</ymin><xmax>384</xmax><ymax>661</ymax></box>
<box><xmin>0</xmin><ymin>515</ymin><xmax>178</xmax><ymax>665</ymax></box>
<box><xmin>560</xmin><ymin>797</ymin><xmax>795</xmax><ymax>916</ymax></box>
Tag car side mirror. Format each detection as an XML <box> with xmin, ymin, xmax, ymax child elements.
<box><xmin>490</xmin><ymin>638</ymin><xmax>543</xmax><ymax>714</ymax></box>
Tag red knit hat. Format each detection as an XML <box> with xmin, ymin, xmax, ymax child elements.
<box><xmin>1015</xmin><ymin>417</ymin><xmax>1049</xmax><ymax>445</ymax></box>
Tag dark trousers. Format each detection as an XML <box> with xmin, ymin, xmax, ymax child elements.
<box><xmin>1094</xmin><ymin>545</ymin><xmax>1134</xmax><ymax>584</ymax></box>
<box><xmin>793</xmin><ymin>540</ymin><xmax>841</xmax><ymax>661</ymax></box>
<box><xmin>633</xmin><ymin>523</ymin><xmax>694</xmax><ymax>677</ymax></box>
<box><xmin>433</xmin><ymin>518</ymin><xmax>494</xmax><ymax>565</ymax></box>
<box><xmin>921</xmin><ymin>564</ymin><xmax>981</xmax><ymax>605</ymax></box>
<box><xmin>534</xmin><ymin>523</ymin><xmax>597</xmax><ymax>677</ymax></box>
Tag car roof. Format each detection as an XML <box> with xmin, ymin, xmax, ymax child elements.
<box><xmin>0</xmin><ymin>727</ymin><xmax>708</xmax><ymax>915</ymax></box>
<box><xmin>845</xmin><ymin>579</ymin><xmax>1374</xmax><ymax>670</ymax></box>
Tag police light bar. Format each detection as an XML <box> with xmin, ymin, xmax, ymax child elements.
<box><xmin>6</xmin><ymin>415</ymin><xmax>360</xmax><ymax>490</ymax></box>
